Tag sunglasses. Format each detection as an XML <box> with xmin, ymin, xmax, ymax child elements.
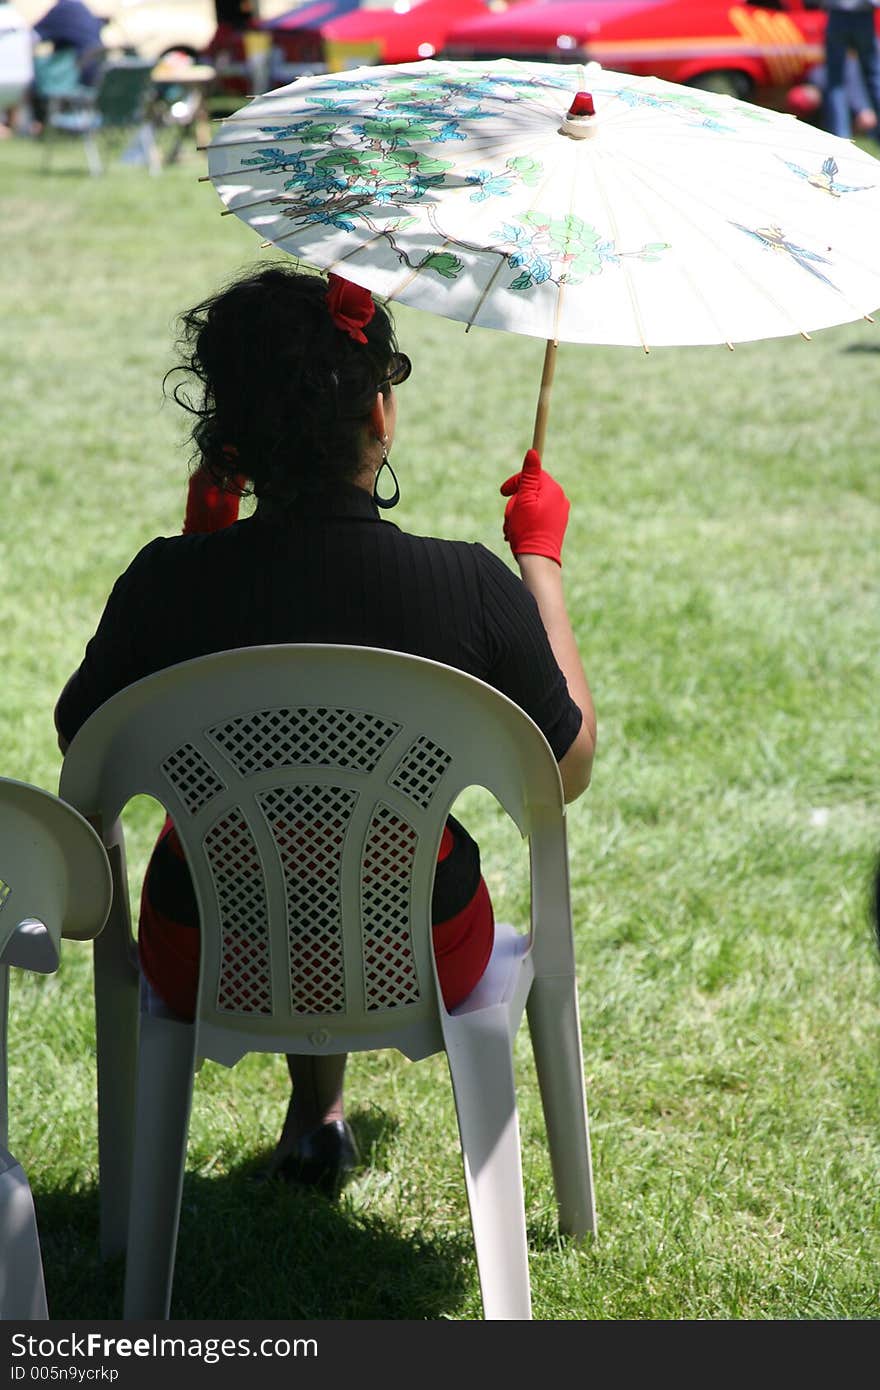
<box><xmin>379</xmin><ymin>352</ymin><xmax>412</xmax><ymax>389</ymax></box>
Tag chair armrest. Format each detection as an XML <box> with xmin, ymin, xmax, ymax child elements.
<box><xmin>0</xmin><ymin>921</ymin><xmax>60</xmax><ymax>975</ymax></box>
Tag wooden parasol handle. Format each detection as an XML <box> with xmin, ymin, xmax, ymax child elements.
<box><xmin>531</xmin><ymin>339</ymin><xmax>558</xmax><ymax>457</ymax></box>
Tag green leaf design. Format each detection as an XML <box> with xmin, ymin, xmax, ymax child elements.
<box><xmin>295</xmin><ymin>121</ymin><xmax>342</xmax><ymax>143</ymax></box>
<box><xmin>519</xmin><ymin>211</ymin><xmax>551</xmax><ymax>231</ymax></box>
<box><xmin>314</xmin><ymin>151</ymin><xmax>361</xmax><ymax>174</ymax></box>
<box><xmin>510</xmin><ymin>271</ymin><xmax>533</xmax><ymax>291</ymax></box>
<box><xmin>359</xmin><ymin>149</ymin><xmax>451</xmax><ymax>179</ymax></box>
<box><xmin>419</xmin><ymin>252</ymin><xmax>462</xmax><ymax>279</ymax></box>
<box><xmin>507</xmin><ymin>156</ymin><xmax>542</xmax><ymax>186</ymax></box>
<box><xmin>568</xmin><ymin>250</ymin><xmax>605</xmax><ymax>277</ymax></box>
<box><xmin>547</xmin><ymin>215</ymin><xmax>601</xmax><ymax>252</ymax></box>
<box><xmin>361</xmin><ymin>116</ymin><xmax>441</xmax><ymax>143</ymax></box>
<box><xmin>410</xmin><ymin>152</ymin><xmax>454</xmax><ymax>176</ymax></box>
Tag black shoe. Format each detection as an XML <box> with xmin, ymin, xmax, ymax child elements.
<box><xmin>277</xmin><ymin>1120</ymin><xmax>359</xmax><ymax>1197</ymax></box>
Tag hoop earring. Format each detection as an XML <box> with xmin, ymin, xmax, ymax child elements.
<box><xmin>373</xmin><ymin>451</ymin><xmax>400</xmax><ymax>510</ymax></box>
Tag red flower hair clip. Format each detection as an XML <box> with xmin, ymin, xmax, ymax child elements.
<box><xmin>326</xmin><ymin>273</ymin><xmax>375</xmax><ymax>344</ymax></box>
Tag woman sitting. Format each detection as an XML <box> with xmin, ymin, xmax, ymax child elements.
<box><xmin>54</xmin><ymin>264</ymin><xmax>596</xmax><ymax>1194</ymax></box>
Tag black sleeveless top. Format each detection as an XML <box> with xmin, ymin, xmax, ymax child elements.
<box><xmin>56</xmin><ymin>483</ymin><xmax>583</xmax><ymax>760</ymax></box>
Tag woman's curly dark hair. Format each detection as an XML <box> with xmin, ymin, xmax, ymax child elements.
<box><xmin>164</xmin><ymin>263</ymin><xmax>398</xmax><ymax>503</ymax></box>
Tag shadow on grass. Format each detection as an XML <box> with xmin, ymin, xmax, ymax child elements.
<box><xmin>34</xmin><ymin>1107</ymin><xmax>472</xmax><ymax>1320</ymax></box>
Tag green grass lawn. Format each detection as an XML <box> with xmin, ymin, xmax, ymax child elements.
<box><xmin>2</xmin><ymin>132</ymin><xmax>879</xmax><ymax>1320</ymax></box>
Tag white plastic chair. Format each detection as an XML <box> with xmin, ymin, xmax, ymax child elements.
<box><xmin>58</xmin><ymin>645</ymin><xmax>596</xmax><ymax>1320</ymax></box>
<box><xmin>0</xmin><ymin>776</ymin><xmax>112</xmax><ymax>1319</ymax></box>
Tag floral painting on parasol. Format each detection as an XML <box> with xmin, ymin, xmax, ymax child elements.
<box><xmin>206</xmin><ymin>58</ymin><xmax>880</xmax><ymax>445</ymax></box>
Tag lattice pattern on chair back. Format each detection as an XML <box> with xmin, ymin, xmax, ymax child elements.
<box><xmin>161</xmin><ymin>743</ymin><xmax>226</xmax><ymax>817</ymax></box>
<box><xmin>258</xmin><ymin>783</ymin><xmax>357</xmax><ymax>1015</ymax></box>
<box><xmin>151</xmin><ymin>702</ymin><xmax>455</xmax><ymax>1024</ymax></box>
<box><xmin>389</xmin><ymin>735</ymin><xmax>453</xmax><ymax>810</ymax></box>
<box><xmin>203</xmin><ymin>810</ymin><xmax>272</xmax><ymax>1015</ymax></box>
<box><xmin>207</xmin><ymin>708</ymin><xmax>400</xmax><ymax>776</ymax></box>
<box><xmin>362</xmin><ymin>804</ymin><xmax>421</xmax><ymax>1011</ymax></box>
<box><xmin>0</xmin><ymin>880</ymin><xmax>9</xmax><ymax>916</ymax></box>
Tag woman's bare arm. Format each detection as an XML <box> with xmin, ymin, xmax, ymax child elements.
<box><xmin>517</xmin><ymin>554</ymin><xmax>596</xmax><ymax>802</ymax></box>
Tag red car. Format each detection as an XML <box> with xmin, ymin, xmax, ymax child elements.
<box><xmin>439</xmin><ymin>0</ymin><xmax>843</xmax><ymax>109</ymax></box>
<box><xmin>298</xmin><ymin>0</ymin><xmax>506</xmax><ymax>69</ymax></box>
<box><xmin>206</xmin><ymin>1</ymin><xmax>358</xmax><ymax>95</ymax></box>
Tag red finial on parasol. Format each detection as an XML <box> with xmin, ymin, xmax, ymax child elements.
<box><xmin>567</xmin><ymin>92</ymin><xmax>595</xmax><ymax>117</ymax></box>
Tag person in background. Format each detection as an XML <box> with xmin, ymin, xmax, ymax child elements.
<box><xmin>787</xmin><ymin>50</ymin><xmax>878</xmax><ymax>136</ymax></box>
<box><xmin>54</xmin><ymin>265</ymin><xmax>597</xmax><ymax>1197</ymax></box>
<box><xmin>33</xmin><ymin>0</ymin><xmax>105</xmax><ymax>84</ymax></box>
<box><xmin>0</xmin><ymin>1</ymin><xmax>34</xmax><ymax>136</ymax></box>
<box><xmin>820</xmin><ymin>0</ymin><xmax>880</xmax><ymax>137</ymax></box>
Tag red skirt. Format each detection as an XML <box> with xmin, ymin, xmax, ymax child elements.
<box><xmin>139</xmin><ymin>814</ymin><xmax>494</xmax><ymax>1019</ymax></box>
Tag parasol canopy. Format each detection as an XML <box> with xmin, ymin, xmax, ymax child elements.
<box><xmin>206</xmin><ymin>59</ymin><xmax>880</xmax><ymax>443</ymax></box>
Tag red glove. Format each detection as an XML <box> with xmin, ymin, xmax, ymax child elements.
<box><xmin>182</xmin><ymin>464</ymin><xmax>245</xmax><ymax>535</ymax></box>
<box><xmin>499</xmin><ymin>449</ymin><xmax>570</xmax><ymax>566</ymax></box>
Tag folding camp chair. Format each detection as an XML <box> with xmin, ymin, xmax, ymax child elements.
<box><xmin>42</xmin><ymin>56</ymin><xmax>159</xmax><ymax>175</ymax></box>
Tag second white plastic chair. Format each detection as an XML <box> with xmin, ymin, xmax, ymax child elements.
<box><xmin>0</xmin><ymin>776</ymin><xmax>112</xmax><ymax>1319</ymax></box>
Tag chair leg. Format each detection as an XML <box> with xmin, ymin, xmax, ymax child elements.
<box><xmin>0</xmin><ymin>968</ymin><xmax>8</xmax><ymax>1152</ymax></box>
<box><xmin>83</xmin><ymin>130</ymin><xmax>102</xmax><ymax>175</ymax></box>
<box><xmin>141</xmin><ymin>121</ymin><xmax>162</xmax><ymax>175</ymax></box>
<box><xmin>526</xmin><ymin>974</ymin><xmax>597</xmax><ymax>1237</ymax></box>
<box><xmin>443</xmin><ymin>1010</ymin><xmax>531</xmax><ymax>1319</ymax></box>
<box><xmin>0</xmin><ymin>1149</ymin><xmax>49</xmax><ymax>1318</ymax></box>
<box><xmin>123</xmin><ymin>1010</ymin><xmax>196</xmax><ymax>1320</ymax></box>
<box><xmin>94</xmin><ymin>839</ymin><xmax>140</xmax><ymax>1259</ymax></box>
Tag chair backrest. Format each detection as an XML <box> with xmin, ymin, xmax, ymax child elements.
<box><xmin>0</xmin><ymin>777</ymin><xmax>113</xmax><ymax>964</ymax></box>
<box><xmin>32</xmin><ymin>48</ymin><xmax>82</xmax><ymax>99</ymax></box>
<box><xmin>95</xmin><ymin>59</ymin><xmax>154</xmax><ymax>126</ymax></box>
<box><xmin>59</xmin><ymin>646</ymin><xmax>570</xmax><ymax>1066</ymax></box>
